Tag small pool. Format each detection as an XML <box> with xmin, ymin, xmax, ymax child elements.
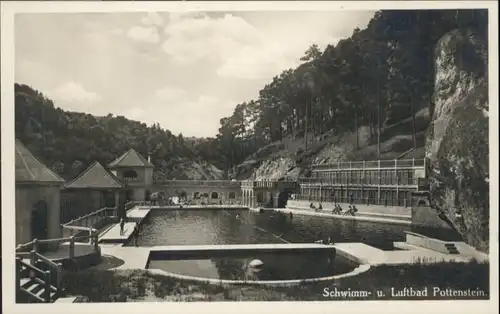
<box><xmin>147</xmin><ymin>251</ymin><xmax>356</xmax><ymax>281</ymax></box>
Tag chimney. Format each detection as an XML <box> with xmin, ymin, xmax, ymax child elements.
<box><xmin>148</xmin><ymin>152</ymin><xmax>151</xmax><ymax>163</ymax></box>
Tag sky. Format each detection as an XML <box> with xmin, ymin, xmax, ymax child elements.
<box><xmin>15</xmin><ymin>11</ymin><xmax>375</xmax><ymax>137</ymax></box>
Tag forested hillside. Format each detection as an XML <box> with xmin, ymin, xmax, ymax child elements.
<box><xmin>202</xmin><ymin>9</ymin><xmax>488</xmax><ymax>178</ymax></box>
<box><xmin>15</xmin><ymin>9</ymin><xmax>487</xmax><ymax>182</ymax></box>
<box><xmin>15</xmin><ymin>83</ymin><xmax>223</xmax><ymax>180</ymax></box>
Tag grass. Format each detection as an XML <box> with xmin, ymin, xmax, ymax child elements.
<box><xmin>61</xmin><ymin>260</ymin><xmax>489</xmax><ymax>302</ymax></box>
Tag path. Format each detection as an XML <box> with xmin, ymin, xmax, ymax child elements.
<box><xmin>98</xmin><ymin>207</ymin><xmax>152</xmax><ymax>244</ymax></box>
<box><xmin>334</xmin><ymin>242</ymin><xmax>483</xmax><ymax>266</ymax></box>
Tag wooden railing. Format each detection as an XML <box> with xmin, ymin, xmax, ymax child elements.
<box><xmin>15</xmin><ymin>206</ymin><xmax>116</xmax><ymax>302</ymax></box>
<box><xmin>16</xmin><ymin>256</ymin><xmax>57</xmax><ymax>303</ymax></box>
<box><xmin>61</xmin><ymin>206</ymin><xmax>117</xmax><ymax>239</ymax></box>
<box><xmin>15</xmin><ymin>232</ymin><xmax>101</xmax><ymax>302</ymax></box>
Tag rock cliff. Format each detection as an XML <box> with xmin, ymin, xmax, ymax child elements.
<box><xmin>426</xmin><ymin>29</ymin><xmax>489</xmax><ymax>252</ymax></box>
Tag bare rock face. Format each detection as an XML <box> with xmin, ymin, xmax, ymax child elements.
<box><xmin>251</xmin><ymin>157</ymin><xmax>300</xmax><ymax>181</ymax></box>
<box><xmin>426</xmin><ymin>29</ymin><xmax>489</xmax><ymax>252</ymax></box>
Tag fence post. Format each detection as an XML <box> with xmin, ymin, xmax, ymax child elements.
<box><xmin>56</xmin><ymin>263</ymin><xmax>63</xmax><ymax>291</ymax></box>
<box><xmin>44</xmin><ymin>271</ymin><xmax>51</xmax><ymax>302</ymax></box>
<box><xmin>69</xmin><ymin>236</ymin><xmax>75</xmax><ymax>259</ymax></box>
<box><xmin>93</xmin><ymin>231</ymin><xmax>99</xmax><ymax>252</ymax></box>
<box><xmin>32</xmin><ymin>238</ymin><xmax>38</xmax><ymax>255</ymax></box>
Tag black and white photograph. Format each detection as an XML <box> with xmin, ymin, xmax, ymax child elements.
<box><xmin>1</xmin><ymin>1</ymin><xmax>498</xmax><ymax>313</ymax></box>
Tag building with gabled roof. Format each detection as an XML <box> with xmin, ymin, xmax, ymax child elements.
<box><xmin>108</xmin><ymin>148</ymin><xmax>154</xmax><ymax>202</ymax></box>
<box><xmin>15</xmin><ymin>139</ymin><xmax>65</xmax><ymax>247</ymax></box>
<box><xmin>61</xmin><ymin>162</ymin><xmax>125</xmax><ymax>222</ymax></box>
<box><xmin>108</xmin><ymin>148</ymin><xmax>154</xmax><ymax>168</ymax></box>
<box><xmin>65</xmin><ymin>161</ymin><xmax>124</xmax><ymax>190</ymax></box>
<box><xmin>16</xmin><ymin>139</ymin><xmax>65</xmax><ymax>184</ymax></box>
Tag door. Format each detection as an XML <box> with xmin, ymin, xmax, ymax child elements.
<box><xmin>31</xmin><ymin>201</ymin><xmax>48</xmax><ymax>252</ymax></box>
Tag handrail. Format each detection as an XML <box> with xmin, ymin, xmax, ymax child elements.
<box><xmin>17</xmin><ymin>206</ymin><xmax>112</xmax><ymax>252</ymax></box>
<box><xmin>63</xmin><ymin>225</ymin><xmax>98</xmax><ymax>232</ymax></box>
<box><xmin>17</xmin><ymin>257</ymin><xmax>55</xmax><ymax>303</ymax></box>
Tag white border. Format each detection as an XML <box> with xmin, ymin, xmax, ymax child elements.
<box><xmin>2</xmin><ymin>1</ymin><xmax>498</xmax><ymax>314</ymax></box>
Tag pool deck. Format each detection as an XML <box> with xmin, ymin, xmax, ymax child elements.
<box><xmin>98</xmin><ymin>207</ymin><xmax>152</xmax><ymax>244</ymax></box>
<box><xmin>141</xmin><ymin>205</ymin><xmax>248</xmax><ymax>210</ymax></box>
<box><xmin>99</xmin><ymin>240</ymin><xmax>486</xmax><ymax>272</ymax></box>
<box><xmin>275</xmin><ymin>207</ymin><xmax>412</xmax><ymax>226</ymax></box>
<box><xmin>150</xmin><ymin>243</ymin><xmax>336</xmax><ymax>254</ymax></box>
<box><xmin>100</xmin><ymin>245</ymin><xmax>152</xmax><ymax>269</ymax></box>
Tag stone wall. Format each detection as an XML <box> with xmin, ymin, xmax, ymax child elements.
<box><xmin>152</xmin><ymin>185</ymin><xmax>242</xmax><ymax>203</ymax></box>
<box><xmin>16</xmin><ymin>184</ymin><xmax>61</xmax><ymax>245</ymax></box>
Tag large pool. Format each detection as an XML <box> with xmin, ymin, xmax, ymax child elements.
<box><xmin>132</xmin><ymin>209</ymin><xmax>410</xmax><ymax>249</ymax></box>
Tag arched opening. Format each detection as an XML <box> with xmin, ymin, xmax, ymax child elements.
<box><xmin>417</xmin><ymin>199</ymin><xmax>427</xmax><ymax>206</ymax></box>
<box><xmin>277</xmin><ymin>192</ymin><xmax>290</xmax><ymax>208</ymax></box>
<box><xmin>31</xmin><ymin>200</ymin><xmax>48</xmax><ymax>241</ymax></box>
<box><xmin>211</xmin><ymin>192</ymin><xmax>219</xmax><ymax>199</ymax></box>
<box><xmin>228</xmin><ymin>192</ymin><xmax>236</xmax><ymax>199</ymax></box>
<box><xmin>123</xmin><ymin>170</ymin><xmax>138</xmax><ymax>181</ymax></box>
<box><xmin>256</xmin><ymin>192</ymin><xmax>264</xmax><ymax>204</ymax></box>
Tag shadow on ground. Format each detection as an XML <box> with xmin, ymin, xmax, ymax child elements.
<box><xmin>92</xmin><ymin>255</ymin><xmax>126</xmax><ymax>270</ymax></box>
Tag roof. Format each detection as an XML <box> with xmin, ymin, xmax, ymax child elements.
<box><xmin>15</xmin><ymin>139</ymin><xmax>65</xmax><ymax>184</ymax></box>
<box><xmin>64</xmin><ymin>161</ymin><xmax>125</xmax><ymax>189</ymax></box>
<box><xmin>108</xmin><ymin>148</ymin><xmax>154</xmax><ymax>168</ymax></box>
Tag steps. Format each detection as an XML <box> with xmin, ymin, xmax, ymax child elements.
<box><xmin>19</xmin><ymin>277</ymin><xmax>58</xmax><ymax>303</ymax></box>
<box><xmin>445</xmin><ymin>243</ymin><xmax>460</xmax><ymax>254</ymax></box>
<box><xmin>16</xmin><ymin>256</ymin><xmax>61</xmax><ymax>303</ymax></box>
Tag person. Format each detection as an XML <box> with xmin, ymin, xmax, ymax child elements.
<box><xmin>119</xmin><ymin>217</ymin><xmax>125</xmax><ymax>235</ymax></box>
<box><xmin>344</xmin><ymin>205</ymin><xmax>353</xmax><ymax>216</ymax></box>
<box><xmin>310</xmin><ymin>202</ymin><xmax>316</xmax><ymax>209</ymax></box>
<box><xmin>318</xmin><ymin>203</ymin><xmax>323</xmax><ymax>210</ymax></box>
<box><xmin>327</xmin><ymin>236</ymin><xmax>334</xmax><ymax>245</ymax></box>
<box><xmin>289</xmin><ymin>212</ymin><xmax>293</xmax><ymax>220</ymax></box>
<box><xmin>133</xmin><ymin>223</ymin><xmax>140</xmax><ymax>247</ymax></box>
<box><xmin>352</xmin><ymin>204</ymin><xmax>358</xmax><ymax>215</ymax></box>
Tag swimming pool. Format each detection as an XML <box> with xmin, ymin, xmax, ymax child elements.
<box><xmin>130</xmin><ymin>209</ymin><xmax>411</xmax><ymax>249</ymax></box>
<box><xmin>131</xmin><ymin>208</ymin><xmax>459</xmax><ymax>282</ymax></box>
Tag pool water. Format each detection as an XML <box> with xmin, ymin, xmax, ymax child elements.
<box><xmin>147</xmin><ymin>251</ymin><xmax>356</xmax><ymax>281</ymax></box>
<box><xmin>131</xmin><ymin>209</ymin><xmax>411</xmax><ymax>250</ymax></box>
